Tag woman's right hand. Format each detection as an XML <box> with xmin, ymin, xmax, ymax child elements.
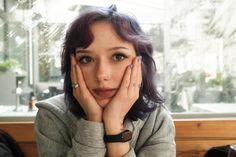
<box><xmin>70</xmin><ymin>55</ymin><xmax>103</xmax><ymax>122</ymax></box>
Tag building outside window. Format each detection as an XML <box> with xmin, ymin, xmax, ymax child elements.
<box><xmin>0</xmin><ymin>0</ymin><xmax>236</xmax><ymax>119</ymax></box>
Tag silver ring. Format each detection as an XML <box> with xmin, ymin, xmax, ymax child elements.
<box><xmin>72</xmin><ymin>83</ymin><xmax>79</xmax><ymax>89</ymax></box>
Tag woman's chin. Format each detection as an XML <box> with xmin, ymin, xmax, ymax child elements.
<box><xmin>96</xmin><ymin>99</ymin><xmax>110</xmax><ymax>108</ymax></box>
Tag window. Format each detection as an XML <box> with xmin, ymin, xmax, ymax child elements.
<box><xmin>165</xmin><ymin>0</ymin><xmax>236</xmax><ymax>116</ymax></box>
<box><xmin>0</xmin><ymin>0</ymin><xmax>236</xmax><ymax>119</ymax></box>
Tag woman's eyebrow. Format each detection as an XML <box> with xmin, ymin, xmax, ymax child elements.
<box><xmin>75</xmin><ymin>46</ymin><xmax>129</xmax><ymax>53</ymax></box>
<box><xmin>75</xmin><ymin>49</ymin><xmax>91</xmax><ymax>54</ymax></box>
<box><xmin>108</xmin><ymin>46</ymin><xmax>129</xmax><ymax>51</ymax></box>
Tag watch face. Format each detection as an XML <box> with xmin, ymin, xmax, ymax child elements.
<box><xmin>122</xmin><ymin>130</ymin><xmax>132</xmax><ymax>142</ymax></box>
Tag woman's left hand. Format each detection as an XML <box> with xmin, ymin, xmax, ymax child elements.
<box><xmin>103</xmin><ymin>56</ymin><xmax>142</xmax><ymax>133</ymax></box>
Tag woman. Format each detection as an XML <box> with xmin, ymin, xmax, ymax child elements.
<box><xmin>35</xmin><ymin>5</ymin><xmax>176</xmax><ymax>157</ymax></box>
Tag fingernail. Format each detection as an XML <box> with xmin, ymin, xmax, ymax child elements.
<box><xmin>138</xmin><ymin>56</ymin><xmax>142</xmax><ymax>63</ymax></box>
<box><xmin>129</xmin><ymin>64</ymin><xmax>133</xmax><ymax>69</ymax></box>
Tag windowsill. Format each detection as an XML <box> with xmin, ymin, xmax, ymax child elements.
<box><xmin>172</xmin><ymin>102</ymin><xmax>236</xmax><ymax>119</ymax></box>
<box><xmin>172</xmin><ymin>112</ymin><xmax>236</xmax><ymax>119</ymax></box>
<box><xmin>0</xmin><ymin>105</ymin><xmax>37</xmax><ymax>122</ymax></box>
<box><xmin>1</xmin><ymin>105</ymin><xmax>236</xmax><ymax>122</ymax></box>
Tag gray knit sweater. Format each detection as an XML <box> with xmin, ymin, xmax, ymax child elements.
<box><xmin>34</xmin><ymin>94</ymin><xmax>176</xmax><ymax>157</ymax></box>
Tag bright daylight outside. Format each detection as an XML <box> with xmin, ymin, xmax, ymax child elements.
<box><xmin>0</xmin><ymin>0</ymin><xmax>236</xmax><ymax>120</ymax></box>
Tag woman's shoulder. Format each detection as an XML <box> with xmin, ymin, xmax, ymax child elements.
<box><xmin>155</xmin><ymin>103</ymin><xmax>172</xmax><ymax>120</ymax></box>
<box><xmin>36</xmin><ymin>94</ymin><xmax>66</xmax><ymax>111</ymax></box>
<box><xmin>142</xmin><ymin>102</ymin><xmax>174</xmax><ymax>129</ymax></box>
<box><xmin>132</xmin><ymin>103</ymin><xmax>175</xmax><ymax>151</ymax></box>
<box><xmin>35</xmin><ymin>94</ymin><xmax>78</xmax><ymax>125</ymax></box>
<box><xmin>36</xmin><ymin>94</ymin><xmax>75</xmax><ymax>119</ymax></box>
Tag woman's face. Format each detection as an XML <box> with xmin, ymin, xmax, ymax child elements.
<box><xmin>75</xmin><ymin>21</ymin><xmax>136</xmax><ymax>108</ymax></box>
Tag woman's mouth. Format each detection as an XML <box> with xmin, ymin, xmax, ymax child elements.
<box><xmin>93</xmin><ymin>88</ymin><xmax>116</xmax><ymax>98</ymax></box>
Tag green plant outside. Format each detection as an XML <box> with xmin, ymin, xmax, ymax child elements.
<box><xmin>0</xmin><ymin>59</ymin><xmax>20</xmax><ymax>72</ymax></box>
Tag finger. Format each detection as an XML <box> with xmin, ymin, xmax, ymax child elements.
<box><xmin>70</xmin><ymin>55</ymin><xmax>78</xmax><ymax>84</ymax></box>
<box><xmin>137</xmin><ymin>56</ymin><xmax>142</xmax><ymax>88</ymax></box>
<box><xmin>119</xmin><ymin>64</ymin><xmax>132</xmax><ymax>92</ymax></box>
<box><xmin>135</xmin><ymin>56</ymin><xmax>142</xmax><ymax>85</ymax></box>
<box><xmin>71</xmin><ymin>55</ymin><xmax>87</xmax><ymax>90</ymax></box>
<box><xmin>128</xmin><ymin>57</ymin><xmax>140</xmax><ymax>91</ymax></box>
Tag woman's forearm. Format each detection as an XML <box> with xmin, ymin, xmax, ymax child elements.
<box><xmin>104</xmin><ymin>120</ymin><xmax>130</xmax><ymax>157</ymax></box>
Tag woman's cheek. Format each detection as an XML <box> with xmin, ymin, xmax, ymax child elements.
<box><xmin>80</xmin><ymin>67</ymin><xmax>93</xmax><ymax>88</ymax></box>
<box><xmin>115</xmin><ymin>63</ymin><xmax>130</xmax><ymax>83</ymax></box>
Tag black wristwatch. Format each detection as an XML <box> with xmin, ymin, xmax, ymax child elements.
<box><xmin>104</xmin><ymin>130</ymin><xmax>132</xmax><ymax>143</ymax></box>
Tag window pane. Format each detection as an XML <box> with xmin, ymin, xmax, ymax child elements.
<box><xmin>166</xmin><ymin>0</ymin><xmax>236</xmax><ymax>113</ymax></box>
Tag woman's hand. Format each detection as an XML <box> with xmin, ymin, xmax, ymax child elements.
<box><xmin>70</xmin><ymin>55</ymin><xmax>142</xmax><ymax>125</ymax></box>
<box><xmin>70</xmin><ymin>55</ymin><xmax>103</xmax><ymax>122</ymax></box>
<box><xmin>102</xmin><ymin>56</ymin><xmax>142</xmax><ymax>157</ymax></box>
<box><xmin>103</xmin><ymin>56</ymin><xmax>142</xmax><ymax>133</ymax></box>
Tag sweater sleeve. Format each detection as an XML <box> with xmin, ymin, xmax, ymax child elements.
<box><xmin>123</xmin><ymin>106</ymin><xmax>176</xmax><ymax>157</ymax></box>
<box><xmin>139</xmin><ymin>107</ymin><xmax>176</xmax><ymax>157</ymax></box>
<box><xmin>34</xmin><ymin>107</ymin><xmax>106</xmax><ymax>157</ymax></box>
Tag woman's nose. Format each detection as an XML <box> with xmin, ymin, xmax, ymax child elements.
<box><xmin>95</xmin><ymin>61</ymin><xmax>111</xmax><ymax>82</ymax></box>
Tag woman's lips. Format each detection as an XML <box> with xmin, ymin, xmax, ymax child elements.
<box><xmin>93</xmin><ymin>88</ymin><xmax>116</xmax><ymax>98</ymax></box>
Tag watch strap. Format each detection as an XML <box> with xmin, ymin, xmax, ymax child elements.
<box><xmin>104</xmin><ymin>130</ymin><xmax>132</xmax><ymax>143</ymax></box>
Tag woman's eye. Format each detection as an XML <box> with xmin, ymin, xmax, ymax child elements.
<box><xmin>113</xmin><ymin>53</ymin><xmax>127</xmax><ymax>61</ymax></box>
<box><xmin>78</xmin><ymin>56</ymin><xmax>92</xmax><ymax>64</ymax></box>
